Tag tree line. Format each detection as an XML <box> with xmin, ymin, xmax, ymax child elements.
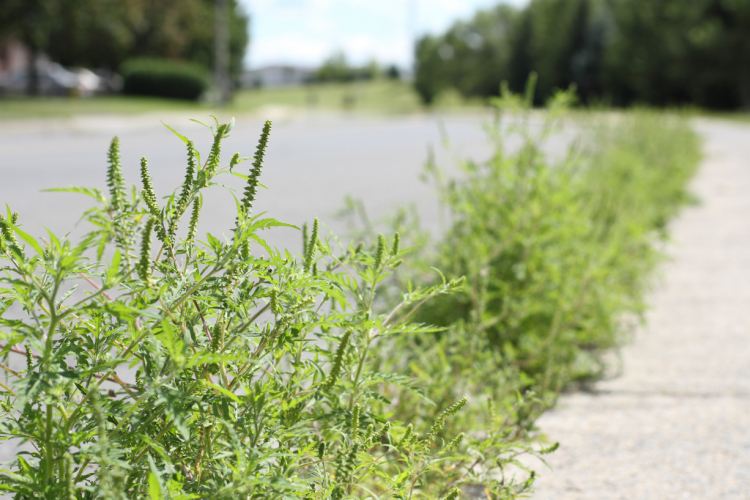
<box><xmin>415</xmin><ymin>0</ymin><xmax>750</xmax><ymax>109</ymax></box>
<box><xmin>0</xmin><ymin>0</ymin><xmax>248</xmax><ymax>93</ymax></box>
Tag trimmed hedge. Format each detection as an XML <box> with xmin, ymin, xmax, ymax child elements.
<box><xmin>120</xmin><ymin>57</ymin><xmax>209</xmax><ymax>101</ymax></box>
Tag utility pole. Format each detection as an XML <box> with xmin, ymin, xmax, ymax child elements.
<box><xmin>407</xmin><ymin>0</ymin><xmax>418</xmax><ymax>79</ymax></box>
<box><xmin>215</xmin><ymin>0</ymin><xmax>231</xmax><ymax>105</ymax></box>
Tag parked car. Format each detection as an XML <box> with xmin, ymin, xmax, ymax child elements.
<box><xmin>0</xmin><ymin>63</ymin><xmax>108</xmax><ymax>97</ymax></box>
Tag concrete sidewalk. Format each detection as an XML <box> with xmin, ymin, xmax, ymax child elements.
<box><xmin>531</xmin><ymin>119</ymin><xmax>750</xmax><ymax>499</ymax></box>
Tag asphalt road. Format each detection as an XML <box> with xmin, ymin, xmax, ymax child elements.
<box><xmin>0</xmin><ymin>112</ymin><xmax>495</xmax><ymax>253</ymax></box>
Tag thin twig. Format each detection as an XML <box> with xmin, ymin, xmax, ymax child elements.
<box><xmin>78</xmin><ymin>272</ymin><xmax>113</xmax><ymax>301</ymax></box>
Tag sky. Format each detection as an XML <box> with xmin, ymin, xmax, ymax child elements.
<box><xmin>239</xmin><ymin>0</ymin><xmax>528</xmax><ymax>69</ymax></box>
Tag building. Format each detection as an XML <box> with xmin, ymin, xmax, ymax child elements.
<box><xmin>241</xmin><ymin>65</ymin><xmax>315</xmax><ymax>88</ymax></box>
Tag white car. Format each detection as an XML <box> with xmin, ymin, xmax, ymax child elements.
<box><xmin>0</xmin><ymin>63</ymin><xmax>102</xmax><ymax>97</ymax></box>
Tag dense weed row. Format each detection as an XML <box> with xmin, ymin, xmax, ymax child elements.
<box><xmin>370</xmin><ymin>84</ymin><xmax>700</xmax><ymax>436</ymax></box>
<box><xmin>0</xmin><ymin>86</ymin><xmax>699</xmax><ymax>499</ymax></box>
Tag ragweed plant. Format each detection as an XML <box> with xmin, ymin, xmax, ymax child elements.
<box><xmin>335</xmin><ymin>81</ymin><xmax>698</xmax><ymax>497</ymax></box>
<box><xmin>0</xmin><ymin>117</ymin><xmax>538</xmax><ymax>499</ymax></box>
<box><xmin>397</xmin><ymin>79</ymin><xmax>700</xmax><ymax>396</ymax></box>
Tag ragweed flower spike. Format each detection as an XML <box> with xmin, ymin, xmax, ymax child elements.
<box><xmin>140</xmin><ymin>157</ymin><xmax>159</xmax><ymax>217</ymax></box>
<box><xmin>211</xmin><ymin>321</ymin><xmax>222</xmax><ymax>352</ymax></box>
<box><xmin>443</xmin><ymin>432</ymin><xmax>464</xmax><ymax>453</ymax></box>
<box><xmin>426</xmin><ymin>397</ymin><xmax>468</xmax><ymax>444</ymax></box>
<box><xmin>367</xmin><ymin>421</ymin><xmax>390</xmax><ymax>445</ymax></box>
<box><xmin>186</xmin><ymin>196</ymin><xmax>202</xmax><ymax>245</ymax></box>
<box><xmin>316</xmin><ymin>441</ymin><xmax>326</xmax><ymax>460</ymax></box>
<box><xmin>140</xmin><ymin>158</ymin><xmax>167</xmax><ymax>241</ymax></box>
<box><xmin>303</xmin><ymin>218</ymin><xmax>319</xmax><ymax>273</ymax></box>
<box><xmin>229</xmin><ymin>152</ymin><xmax>240</xmax><ymax>172</ymax></box>
<box><xmin>205</xmin><ymin>123</ymin><xmax>228</xmax><ymax>177</ymax></box>
<box><xmin>302</xmin><ymin>222</ymin><xmax>309</xmax><ymax>256</ymax></box>
<box><xmin>106</xmin><ymin>137</ymin><xmax>126</xmax><ymax>210</ymax></box>
<box><xmin>350</xmin><ymin>404</ymin><xmax>361</xmax><ymax>441</ymax></box>
<box><xmin>0</xmin><ymin>214</ymin><xmax>18</xmax><ymax>246</ymax></box>
<box><xmin>334</xmin><ymin>444</ymin><xmax>360</xmax><ymax>487</ymax></box>
<box><xmin>169</xmin><ymin>141</ymin><xmax>197</xmax><ymax>243</ymax></box>
<box><xmin>25</xmin><ymin>345</ymin><xmax>33</xmax><ymax>372</ymax></box>
<box><xmin>270</xmin><ymin>288</ymin><xmax>282</xmax><ymax>315</ymax></box>
<box><xmin>363</xmin><ymin>424</ymin><xmax>374</xmax><ymax>443</ymax></box>
<box><xmin>137</xmin><ymin>216</ymin><xmax>155</xmax><ymax>282</ymax></box>
<box><xmin>392</xmin><ymin>232</ymin><xmax>400</xmax><ymax>256</ymax></box>
<box><xmin>90</xmin><ymin>389</ymin><xmax>108</xmax><ymax>439</ymax></box>
<box><xmin>398</xmin><ymin>423</ymin><xmax>414</xmax><ymax>447</ymax></box>
<box><xmin>374</xmin><ymin>233</ymin><xmax>386</xmax><ymax>270</ymax></box>
<box><xmin>378</xmin><ymin>421</ymin><xmax>391</xmax><ymax>440</ymax></box>
<box><xmin>240</xmin><ymin>239</ymin><xmax>250</xmax><ymax>262</ymax></box>
<box><xmin>64</xmin><ymin>453</ymin><xmax>75</xmax><ymax>500</ymax></box>
<box><xmin>177</xmin><ymin>141</ymin><xmax>196</xmax><ymax>213</ymax></box>
<box><xmin>440</xmin><ymin>488</ymin><xmax>462</xmax><ymax>500</ymax></box>
<box><xmin>239</xmin><ymin>120</ymin><xmax>272</xmax><ymax>217</ymax></box>
<box><xmin>320</xmin><ymin>328</ymin><xmax>352</xmax><ymax>392</ymax></box>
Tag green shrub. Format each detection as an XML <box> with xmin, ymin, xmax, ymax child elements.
<box><xmin>0</xmin><ymin>118</ymin><xmax>550</xmax><ymax>499</ymax></box>
<box><xmin>120</xmin><ymin>58</ymin><xmax>209</xmax><ymax>101</ymax></box>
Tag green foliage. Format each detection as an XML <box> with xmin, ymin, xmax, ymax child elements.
<box><xmin>389</xmin><ymin>82</ymin><xmax>700</xmax><ymax>402</ymax></box>
<box><xmin>314</xmin><ymin>52</ymin><xmax>380</xmax><ymax>83</ymax></box>
<box><xmin>414</xmin><ymin>0</ymin><xmax>750</xmax><ymax>109</ymax></box>
<box><xmin>120</xmin><ymin>58</ymin><xmax>210</xmax><ymax>101</ymax></box>
<box><xmin>414</xmin><ymin>5</ymin><xmax>521</xmax><ymax>105</ymax></box>
<box><xmin>0</xmin><ymin>118</ymin><xmax>550</xmax><ymax>499</ymax></box>
<box><xmin>605</xmin><ymin>0</ymin><xmax>750</xmax><ymax>108</ymax></box>
<box><xmin>0</xmin><ymin>0</ymin><xmax>250</xmax><ymax>84</ymax></box>
<box><xmin>324</xmin><ymin>87</ymin><xmax>699</xmax><ymax>500</ymax></box>
<box><xmin>414</xmin><ymin>0</ymin><xmax>604</xmax><ymax>105</ymax></box>
<box><xmin>413</xmin><ymin>36</ymin><xmax>448</xmax><ymax>105</ymax></box>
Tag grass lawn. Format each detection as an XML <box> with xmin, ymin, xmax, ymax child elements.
<box><xmin>0</xmin><ymin>80</ymin><xmax>486</xmax><ymax>120</ymax></box>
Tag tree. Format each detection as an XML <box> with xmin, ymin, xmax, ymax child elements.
<box><xmin>413</xmin><ymin>1</ymin><xmax>604</xmax><ymax>105</ymax></box>
<box><xmin>605</xmin><ymin>0</ymin><xmax>750</xmax><ymax>108</ymax></box>
<box><xmin>413</xmin><ymin>0</ymin><xmax>750</xmax><ymax>109</ymax></box>
<box><xmin>0</xmin><ymin>0</ymin><xmax>250</xmax><ymax>93</ymax></box>
<box><xmin>314</xmin><ymin>52</ymin><xmax>379</xmax><ymax>83</ymax></box>
<box><xmin>0</xmin><ymin>0</ymin><xmax>62</xmax><ymax>94</ymax></box>
<box><xmin>414</xmin><ymin>5</ymin><xmax>520</xmax><ymax>104</ymax></box>
<box><xmin>523</xmin><ymin>0</ymin><xmax>593</xmax><ymax>101</ymax></box>
<box><xmin>414</xmin><ymin>35</ymin><xmax>450</xmax><ymax>105</ymax></box>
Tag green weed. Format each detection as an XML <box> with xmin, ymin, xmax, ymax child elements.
<box><xmin>377</xmin><ymin>81</ymin><xmax>700</xmax><ymax>415</ymax></box>
<box><xmin>0</xmin><ymin>117</ymin><xmax>547</xmax><ymax>499</ymax></box>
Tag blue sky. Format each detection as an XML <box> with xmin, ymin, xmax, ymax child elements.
<box><xmin>239</xmin><ymin>0</ymin><xmax>528</xmax><ymax>69</ymax></box>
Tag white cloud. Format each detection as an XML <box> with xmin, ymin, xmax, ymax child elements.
<box><xmin>250</xmin><ymin>35</ymin><xmax>333</xmax><ymax>68</ymax></box>
<box><xmin>241</xmin><ymin>0</ymin><xmax>529</xmax><ymax>68</ymax></box>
